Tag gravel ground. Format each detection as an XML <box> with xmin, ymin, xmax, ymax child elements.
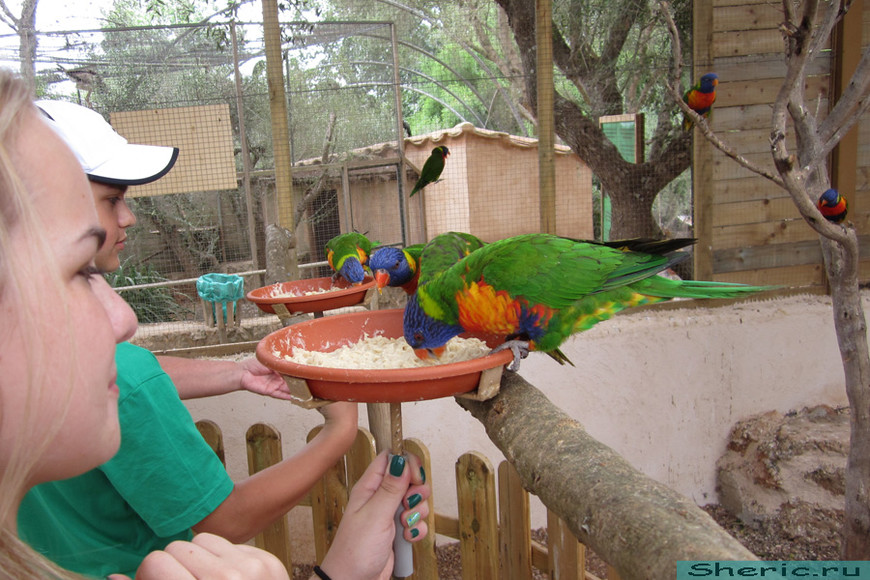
<box><xmin>290</xmin><ymin>505</ymin><xmax>840</xmax><ymax>579</ymax></box>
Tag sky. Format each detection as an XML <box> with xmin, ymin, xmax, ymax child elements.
<box><xmin>0</xmin><ymin>0</ymin><xmax>266</xmax><ymax>89</ymax></box>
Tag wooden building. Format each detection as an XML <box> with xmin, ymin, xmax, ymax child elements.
<box><xmin>695</xmin><ymin>1</ymin><xmax>869</xmax><ymax>288</ymax></box>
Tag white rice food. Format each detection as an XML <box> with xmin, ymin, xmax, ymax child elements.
<box><xmin>267</xmin><ymin>284</ymin><xmax>333</xmax><ymax>299</ymax></box>
<box><xmin>278</xmin><ymin>334</ymin><xmax>490</xmax><ymax>369</ymax></box>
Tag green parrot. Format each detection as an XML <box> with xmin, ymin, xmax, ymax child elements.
<box><xmin>325</xmin><ymin>232</ymin><xmax>376</xmax><ymax>285</ymax></box>
<box><xmin>409</xmin><ymin>146</ymin><xmax>450</xmax><ymax>197</ymax></box>
<box><xmin>403</xmin><ymin>233</ymin><xmax>775</xmax><ymax>370</ymax></box>
<box><xmin>416</xmin><ymin>231</ymin><xmax>486</xmax><ymax>287</ymax></box>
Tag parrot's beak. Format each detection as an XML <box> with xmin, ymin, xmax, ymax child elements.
<box><xmin>413</xmin><ymin>346</ymin><xmax>446</xmax><ymax>360</ymax></box>
<box><xmin>374</xmin><ymin>270</ymin><xmax>390</xmax><ymax>292</ymax></box>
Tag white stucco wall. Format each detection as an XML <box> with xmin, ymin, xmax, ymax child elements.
<box><xmin>183</xmin><ymin>292</ymin><xmax>854</xmax><ymax>561</ymax></box>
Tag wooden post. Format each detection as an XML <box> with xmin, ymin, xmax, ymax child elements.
<box><xmin>536</xmin><ymin>0</ymin><xmax>556</xmax><ymax>234</ymax></box>
<box><xmin>246</xmin><ymin>423</ymin><xmax>293</xmax><ymax>571</ymax></box>
<box><xmin>830</xmin><ymin>0</ymin><xmax>861</xmax><ymax>209</ymax></box>
<box><xmin>691</xmin><ymin>0</ymin><xmax>714</xmax><ymax>280</ymax></box>
<box><xmin>498</xmin><ymin>461</ymin><xmax>532</xmax><ymax>580</ymax></box>
<box><xmin>261</xmin><ymin>0</ymin><xmax>299</xmax><ymax>281</ymax></box>
<box><xmin>456</xmin><ymin>452</ymin><xmax>500</xmax><ymax>580</ymax></box>
<box><xmin>547</xmin><ymin>510</ymin><xmax>584</xmax><ymax>580</ymax></box>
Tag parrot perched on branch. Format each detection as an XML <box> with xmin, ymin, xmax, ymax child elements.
<box><xmin>403</xmin><ymin>234</ymin><xmax>775</xmax><ymax>371</ymax></box>
<box><xmin>410</xmin><ymin>146</ymin><xmax>450</xmax><ymax>197</ymax></box>
<box><xmin>325</xmin><ymin>232</ymin><xmax>375</xmax><ymax>285</ymax></box>
<box><xmin>817</xmin><ymin>188</ymin><xmax>848</xmax><ymax>224</ymax></box>
<box><xmin>683</xmin><ymin>72</ymin><xmax>719</xmax><ymax>130</ymax></box>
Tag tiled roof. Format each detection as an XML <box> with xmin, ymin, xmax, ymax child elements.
<box><xmin>406</xmin><ymin>122</ymin><xmax>574</xmax><ymax>154</ymax></box>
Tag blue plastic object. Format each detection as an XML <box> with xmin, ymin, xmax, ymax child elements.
<box><xmin>197</xmin><ymin>273</ymin><xmax>244</xmax><ymax>324</ymax></box>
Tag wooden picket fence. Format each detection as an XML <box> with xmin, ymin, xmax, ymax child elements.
<box><xmin>195</xmin><ymin>420</ymin><xmax>600</xmax><ymax>580</ymax></box>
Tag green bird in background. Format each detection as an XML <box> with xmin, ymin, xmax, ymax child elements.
<box><xmin>403</xmin><ymin>234</ymin><xmax>775</xmax><ymax>371</ymax></box>
<box><xmin>325</xmin><ymin>232</ymin><xmax>376</xmax><ymax>285</ymax></box>
<box><xmin>409</xmin><ymin>146</ymin><xmax>450</xmax><ymax>197</ymax></box>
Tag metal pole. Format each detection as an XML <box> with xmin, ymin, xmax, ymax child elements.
<box><xmin>536</xmin><ymin>0</ymin><xmax>556</xmax><ymax>234</ymax></box>
<box><xmin>261</xmin><ymin>0</ymin><xmax>299</xmax><ymax>281</ymax></box>
<box><xmin>231</xmin><ymin>21</ymin><xmax>262</xmax><ymax>287</ymax></box>
<box><xmin>390</xmin><ymin>22</ymin><xmax>412</xmax><ymax>246</ymax></box>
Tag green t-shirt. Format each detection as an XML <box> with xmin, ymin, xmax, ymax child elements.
<box><xmin>18</xmin><ymin>342</ymin><xmax>234</xmax><ymax>578</ymax></box>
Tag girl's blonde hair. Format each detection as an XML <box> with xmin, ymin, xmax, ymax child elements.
<box><xmin>0</xmin><ymin>68</ymin><xmax>84</xmax><ymax>579</ymax></box>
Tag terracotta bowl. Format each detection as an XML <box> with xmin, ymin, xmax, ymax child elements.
<box><xmin>256</xmin><ymin>308</ymin><xmax>513</xmax><ymax>403</ymax></box>
<box><xmin>247</xmin><ymin>276</ymin><xmax>376</xmax><ymax>315</ymax></box>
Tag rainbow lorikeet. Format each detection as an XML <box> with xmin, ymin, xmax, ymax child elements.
<box><xmin>409</xmin><ymin>146</ymin><xmax>450</xmax><ymax>197</ymax></box>
<box><xmin>416</xmin><ymin>231</ymin><xmax>486</xmax><ymax>286</ymax></box>
<box><xmin>817</xmin><ymin>188</ymin><xmax>847</xmax><ymax>224</ymax></box>
<box><xmin>368</xmin><ymin>243</ymin><xmax>425</xmax><ymax>294</ymax></box>
<box><xmin>683</xmin><ymin>72</ymin><xmax>719</xmax><ymax>130</ymax></box>
<box><xmin>325</xmin><ymin>232</ymin><xmax>375</xmax><ymax>285</ymax></box>
<box><xmin>403</xmin><ymin>234</ymin><xmax>774</xmax><ymax>371</ymax></box>
<box><xmin>369</xmin><ymin>232</ymin><xmax>485</xmax><ymax>295</ymax></box>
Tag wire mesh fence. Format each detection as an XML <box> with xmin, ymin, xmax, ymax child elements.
<box><xmin>15</xmin><ymin>5</ymin><xmax>862</xmax><ymax>347</ymax></box>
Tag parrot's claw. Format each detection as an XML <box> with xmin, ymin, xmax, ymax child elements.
<box><xmin>490</xmin><ymin>340</ymin><xmax>530</xmax><ymax>372</ymax></box>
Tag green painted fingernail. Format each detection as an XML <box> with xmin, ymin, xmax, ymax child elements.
<box><xmin>389</xmin><ymin>454</ymin><xmax>406</xmax><ymax>477</ymax></box>
<box><xmin>407</xmin><ymin>512</ymin><xmax>421</xmax><ymax>527</ymax></box>
<box><xmin>420</xmin><ymin>466</ymin><xmax>426</xmax><ymax>483</ymax></box>
<box><xmin>407</xmin><ymin>493</ymin><xmax>422</xmax><ymax>509</ymax></box>
<box><xmin>410</xmin><ymin>528</ymin><xmax>420</xmax><ymax>538</ymax></box>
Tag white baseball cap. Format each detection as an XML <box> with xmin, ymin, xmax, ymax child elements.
<box><xmin>35</xmin><ymin>99</ymin><xmax>179</xmax><ymax>186</ymax></box>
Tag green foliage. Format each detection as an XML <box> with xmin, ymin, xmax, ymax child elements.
<box><xmin>106</xmin><ymin>259</ymin><xmax>190</xmax><ymax>323</ymax></box>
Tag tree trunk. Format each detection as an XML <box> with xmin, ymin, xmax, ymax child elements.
<box><xmin>456</xmin><ymin>372</ymin><xmax>757</xmax><ymax>580</ymax></box>
<box><xmin>821</xmin><ymin>234</ymin><xmax>870</xmax><ymax>558</ymax></box>
<box><xmin>17</xmin><ymin>0</ymin><xmax>37</xmax><ymax>88</ymax></box>
<box><xmin>495</xmin><ymin>0</ymin><xmax>692</xmax><ymax>241</ymax></box>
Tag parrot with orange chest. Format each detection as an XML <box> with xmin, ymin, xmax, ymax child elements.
<box><xmin>817</xmin><ymin>188</ymin><xmax>848</xmax><ymax>224</ymax></box>
<box><xmin>403</xmin><ymin>233</ymin><xmax>775</xmax><ymax>371</ymax></box>
<box><xmin>683</xmin><ymin>72</ymin><xmax>719</xmax><ymax>130</ymax></box>
<box><xmin>325</xmin><ymin>232</ymin><xmax>375</xmax><ymax>285</ymax></box>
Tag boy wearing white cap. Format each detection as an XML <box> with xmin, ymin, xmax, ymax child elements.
<box><xmin>18</xmin><ymin>101</ymin><xmax>359</xmax><ymax>578</ymax></box>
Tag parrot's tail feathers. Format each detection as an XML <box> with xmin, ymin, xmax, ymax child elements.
<box><xmin>546</xmin><ymin>347</ymin><xmax>575</xmax><ymax>367</ymax></box>
<box><xmin>639</xmin><ymin>278</ymin><xmax>779</xmax><ymax>300</ymax></box>
<box><xmin>602</xmin><ymin>250</ymin><xmax>691</xmax><ymax>291</ymax></box>
<box><xmin>601</xmin><ymin>237</ymin><xmax>697</xmax><ymax>255</ymax></box>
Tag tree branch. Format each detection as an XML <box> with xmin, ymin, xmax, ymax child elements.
<box><xmin>293</xmin><ymin>111</ymin><xmax>338</xmax><ymax>229</ymax></box>
<box><xmin>0</xmin><ymin>0</ymin><xmax>20</xmax><ymax>29</ymax></box>
<box><xmin>819</xmin><ymin>45</ymin><xmax>870</xmax><ymax>149</ymax></box>
<box><xmin>659</xmin><ymin>1</ymin><xmax>785</xmax><ymax>187</ymax></box>
<box><xmin>456</xmin><ymin>373</ymin><xmax>757</xmax><ymax>580</ymax></box>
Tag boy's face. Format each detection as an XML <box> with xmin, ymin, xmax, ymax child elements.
<box><xmin>90</xmin><ymin>181</ymin><xmax>136</xmax><ymax>272</ymax></box>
